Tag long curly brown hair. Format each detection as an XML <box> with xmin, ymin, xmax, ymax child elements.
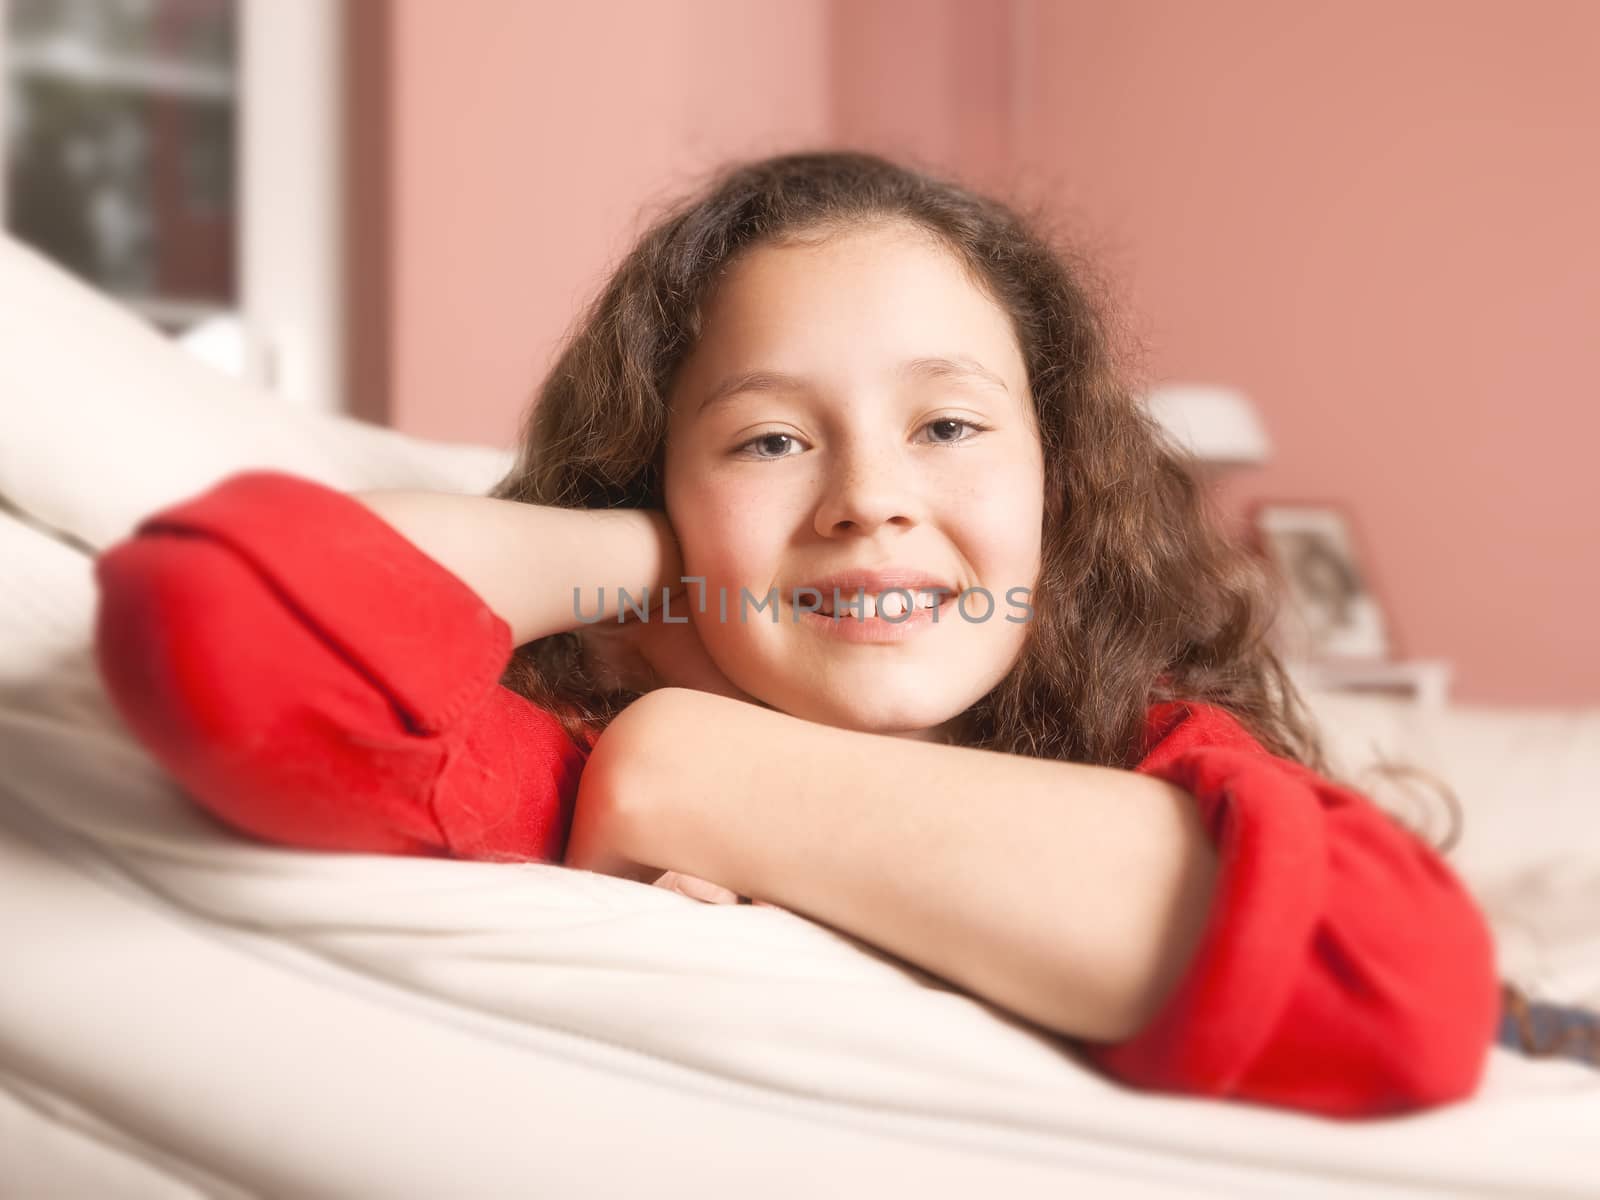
<box><xmin>486</xmin><ymin>149</ymin><xmax>1583</xmax><ymax>1063</ymax></box>
<box><xmin>490</xmin><ymin>148</ymin><xmax>1322</xmax><ymax>771</ymax></box>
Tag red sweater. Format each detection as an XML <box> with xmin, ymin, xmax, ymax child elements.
<box><xmin>92</xmin><ymin>470</ymin><xmax>1501</xmax><ymax>1119</ymax></box>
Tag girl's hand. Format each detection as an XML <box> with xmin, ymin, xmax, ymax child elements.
<box><xmin>650</xmin><ymin>870</ymin><xmax>787</xmax><ymax>910</ymax></box>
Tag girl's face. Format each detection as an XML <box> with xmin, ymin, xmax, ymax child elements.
<box><xmin>663</xmin><ymin>220</ymin><xmax>1044</xmax><ymax>740</ymax></box>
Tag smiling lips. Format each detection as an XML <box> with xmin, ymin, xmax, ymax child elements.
<box><xmin>815</xmin><ymin>589</ymin><xmax>947</xmax><ymax>619</ymax></box>
<box><xmin>789</xmin><ymin>568</ymin><xmax>958</xmax><ymax>621</ymax></box>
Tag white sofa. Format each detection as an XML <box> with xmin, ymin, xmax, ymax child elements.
<box><xmin>3</xmin><ymin>234</ymin><xmax>1597</xmax><ymax>1198</ymax></box>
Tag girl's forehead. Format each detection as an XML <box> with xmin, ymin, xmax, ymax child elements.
<box><xmin>710</xmin><ymin>222</ymin><xmax>986</xmax><ymax>319</ymax></box>
<box><xmin>673</xmin><ymin>224</ymin><xmax>1028</xmax><ymax>412</ymax></box>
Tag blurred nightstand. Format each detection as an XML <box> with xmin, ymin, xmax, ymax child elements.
<box><xmin>1284</xmin><ymin>658</ymin><xmax>1454</xmax><ymax>712</ymax></box>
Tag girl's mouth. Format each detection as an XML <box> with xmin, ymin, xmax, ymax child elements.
<box><xmin>793</xmin><ymin>589</ymin><xmax>956</xmax><ymax>643</ymax></box>
<box><xmin>815</xmin><ymin>588</ymin><xmax>948</xmax><ymax>620</ymax></box>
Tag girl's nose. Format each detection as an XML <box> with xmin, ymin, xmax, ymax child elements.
<box><xmin>812</xmin><ymin>444</ymin><xmax>927</xmax><ymax>536</ymax></box>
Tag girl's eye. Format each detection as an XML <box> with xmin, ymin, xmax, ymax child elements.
<box><xmin>732</xmin><ymin>418</ymin><xmax>988</xmax><ymax>460</ymax></box>
<box><xmin>735</xmin><ymin>432</ymin><xmax>806</xmax><ymax>460</ymax></box>
<box><xmin>921</xmin><ymin>417</ymin><xmax>985</xmax><ymax>445</ymax></box>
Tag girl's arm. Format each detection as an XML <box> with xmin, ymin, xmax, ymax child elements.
<box><xmin>574</xmin><ymin>687</ymin><xmax>1216</xmax><ymax>1042</ymax></box>
<box><xmin>576</xmin><ymin>687</ymin><xmax>1501</xmax><ymax>1118</ymax></box>
<box><xmin>351</xmin><ymin>489</ymin><xmax>751</xmax><ymax>701</ymax></box>
<box><xmin>94</xmin><ymin>471</ymin><xmax>638</xmax><ymax>861</ymax></box>
<box><xmin>350</xmin><ymin>489</ymin><xmax>680</xmax><ymax>645</ymax></box>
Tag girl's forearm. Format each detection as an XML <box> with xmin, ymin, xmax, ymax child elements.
<box><xmin>350</xmin><ymin>490</ymin><xmax>679</xmax><ymax>645</ymax></box>
<box><xmin>600</xmin><ymin>688</ymin><xmax>1218</xmax><ymax>1043</ymax></box>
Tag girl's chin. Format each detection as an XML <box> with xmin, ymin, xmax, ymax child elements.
<box><xmin>784</xmin><ymin>694</ymin><xmax>961</xmax><ymax>739</ymax></box>
<box><xmin>725</xmin><ymin>657</ymin><xmax>976</xmax><ymax>735</ymax></box>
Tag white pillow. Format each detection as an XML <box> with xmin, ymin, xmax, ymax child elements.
<box><xmin>0</xmin><ymin>234</ymin><xmax>515</xmax><ymax>550</ymax></box>
<box><xmin>0</xmin><ymin>502</ymin><xmax>96</xmax><ymax>686</ymax></box>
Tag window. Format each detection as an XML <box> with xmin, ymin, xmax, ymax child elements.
<box><xmin>2</xmin><ymin>0</ymin><xmax>344</xmax><ymax>411</ymax></box>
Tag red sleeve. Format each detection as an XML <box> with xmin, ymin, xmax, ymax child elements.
<box><xmin>92</xmin><ymin>469</ymin><xmax>590</xmax><ymax>863</ymax></box>
<box><xmin>1074</xmin><ymin>700</ymin><xmax>1501</xmax><ymax>1119</ymax></box>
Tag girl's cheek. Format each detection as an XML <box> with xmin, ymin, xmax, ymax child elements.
<box><xmin>674</xmin><ymin>515</ymin><xmax>772</xmax><ymax>618</ymax></box>
<box><xmin>952</xmin><ymin>466</ymin><xmax>1044</xmax><ymax>570</ymax></box>
<box><xmin>698</xmin><ymin>487</ymin><xmax>788</xmax><ymax>569</ymax></box>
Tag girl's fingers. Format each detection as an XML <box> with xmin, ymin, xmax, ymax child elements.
<box><xmin>649</xmin><ymin>870</ymin><xmax>794</xmax><ymax>912</ymax></box>
<box><xmin>651</xmin><ymin>870</ymin><xmax>741</xmax><ymax>904</ymax></box>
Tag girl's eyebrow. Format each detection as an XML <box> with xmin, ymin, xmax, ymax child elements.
<box><xmin>696</xmin><ymin>355</ymin><xmax>1009</xmax><ymax>416</ymax></box>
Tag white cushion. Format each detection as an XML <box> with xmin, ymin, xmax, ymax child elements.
<box><xmin>0</xmin><ymin>233</ymin><xmax>514</xmax><ymax>550</ymax></box>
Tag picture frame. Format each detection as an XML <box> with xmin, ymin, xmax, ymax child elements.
<box><xmin>1250</xmin><ymin>503</ymin><xmax>1392</xmax><ymax>662</ymax></box>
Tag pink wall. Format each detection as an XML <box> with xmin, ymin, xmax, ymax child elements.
<box><xmin>360</xmin><ymin>0</ymin><xmax>832</xmax><ymax>443</ymax></box>
<box><xmin>1007</xmin><ymin>0</ymin><xmax>1600</xmax><ymax>706</ymax></box>
<box><xmin>360</xmin><ymin>0</ymin><xmax>1599</xmax><ymax>705</ymax></box>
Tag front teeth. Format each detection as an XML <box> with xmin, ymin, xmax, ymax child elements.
<box><xmin>820</xmin><ymin>590</ymin><xmax>945</xmax><ymax>619</ymax></box>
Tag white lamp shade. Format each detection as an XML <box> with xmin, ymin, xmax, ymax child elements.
<box><xmin>1142</xmin><ymin>383</ymin><xmax>1271</xmax><ymax>466</ymax></box>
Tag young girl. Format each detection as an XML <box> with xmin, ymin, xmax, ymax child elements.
<box><xmin>95</xmin><ymin>150</ymin><xmax>1507</xmax><ymax>1120</ymax></box>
